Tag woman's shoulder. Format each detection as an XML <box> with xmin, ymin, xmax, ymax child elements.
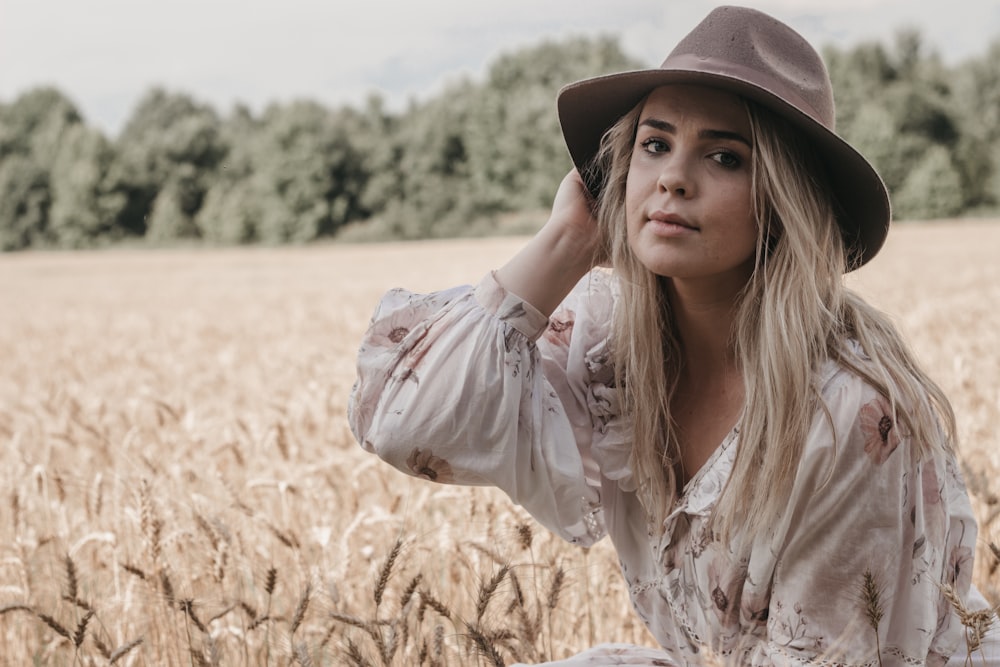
<box><xmin>816</xmin><ymin>339</ymin><xmax>888</xmax><ymax>405</ymax></box>
<box><xmin>811</xmin><ymin>339</ymin><xmax>948</xmax><ymax>467</ymax></box>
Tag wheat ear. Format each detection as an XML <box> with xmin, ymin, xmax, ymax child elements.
<box><xmin>860</xmin><ymin>569</ymin><xmax>885</xmax><ymax>667</ymax></box>
<box><xmin>476</xmin><ymin>563</ymin><xmax>510</xmax><ymax>623</ymax></box>
<box><xmin>940</xmin><ymin>583</ymin><xmax>996</xmax><ymax>656</ymax></box>
<box><xmin>374</xmin><ymin>538</ymin><xmax>402</xmax><ymax>610</ymax></box>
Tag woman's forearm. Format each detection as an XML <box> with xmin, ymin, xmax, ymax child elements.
<box><xmin>494</xmin><ymin>170</ymin><xmax>600</xmax><ymax>316</ymax></box>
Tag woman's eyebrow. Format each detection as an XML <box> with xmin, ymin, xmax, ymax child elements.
<box><xmin>638</xmin><ymin>117</ymin><xmax>675</xmax><ymax>134</ymax></box>
<box><xmin>638</xmin><ymin>117</ymin><xmax>751</xmax><ymax>147</ymax></box>
<box><xmin>700</xmin><ymin>128</ymin><xmax>751</xmax><ymax>147</ymax></box>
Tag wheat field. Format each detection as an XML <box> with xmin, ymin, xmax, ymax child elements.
<box><xmin>1</xmin><ymin>220</ymin><xmax>998</xmax><ymax>665</ymax></box>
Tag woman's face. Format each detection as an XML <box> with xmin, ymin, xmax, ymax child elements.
<box><xmin>625</xmin><ymin>84</ymin><xmax>757</xmax><ymax>293</ymax></box>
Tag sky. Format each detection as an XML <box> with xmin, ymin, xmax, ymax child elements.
<box><xmin>1</xmin><ymin>0</ymin><xmax>998</xmax><ymax>136</ymax></box>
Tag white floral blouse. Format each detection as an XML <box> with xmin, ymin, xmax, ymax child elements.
<box><xmin>349</xmin><ymin>270</ymin><xmax>998</xmax><ymax>666</ymax></box>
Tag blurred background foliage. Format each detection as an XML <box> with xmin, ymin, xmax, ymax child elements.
<box><xmin>1</xmin><ymin>31</ymin><xmax>998</xmax><ymax>251</ymax></box>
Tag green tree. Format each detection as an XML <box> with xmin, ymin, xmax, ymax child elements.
<box><xmin>950</xmin><ymin>39</ymin><xmax>1000</xmax><ymax>209</ymax></box>
<box><xmin>0</xmin><ymin>87</ymin><xmax>128</xmax><ymax>249</ymax></box>
<box><xmin>829</xmin><ymin>30</ymin><xmax>968</xmax><ymax>218</ymax></box>
<box><xmin>0</xmin><ymin>155</ymin><xmax>50</xmax><ymax>250</ymax></box>
<box><xmin>0</xmin><ymin>87</ymin><xmax>82</xmax><ymax>165</ymax></box>
<box><xmin>195</xmin><ymin>104</ymin><xmax>261</xmax><ymax>243</ymax></box>
<box><xmin>197</xmin><ymin>179</ymin><xmax>260</xmax><ymax>244</ymax></box>
<box><xmin>146</xmin><ymin>167</ymin><xmax>202</xmax><ymax>240</ymax></box>
<box><xmin>369</xmin><ymin>83</ymin><xmax>478</xmax><ymax>239</ymax></box>
<box><xmin>236</xmin><ymin>100</ymin><xmax>369</xmax><ymax>243</ymax></box>
<box><xmin>846</xmin><ymin>103</ymin><xmax>936</xmax><ymax>197</ymax></box>
<box><xmin>360</xmin><ymin>35</ymin><xmax>643</xmax><ymax>240</ymax></box>
<box><xmin>825</xmin><ymin>41</ymin><xmax>896</xmax><ymax>132</ymax></box>
<box><xmin>47</xmin><ymin>124</ymin><xmax>125</xmax><ymax>247</ymax></box>
<box><xmin>353</xmin><ymin>94</ymin><xmax>403</xmax><ymax>222</ymax></box>
<box><xmin>465</xmin><ymin>36</ymin><xmax>643</xmax><ymax>215</ymax></box>
<box><xmin>111</xmin><ymin>88</ymin><xmax>227</xmax><ymax>239</ymax></box>
<box><xmin>894</xmin><ymin>145</ymin><xmax>964</xmax><ymax>219</ymax></box>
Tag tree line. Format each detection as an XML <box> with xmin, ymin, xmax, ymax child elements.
<box><xmin>1</xmin><ymin>31</ymin><xmax>998</xmax><ymax>251</ymax></box>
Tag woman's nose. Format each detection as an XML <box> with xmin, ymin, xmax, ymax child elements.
<box><xmin>657</xmin><ymin>156</ymin><xmax>693</xmax><ymax>197</ymax></box>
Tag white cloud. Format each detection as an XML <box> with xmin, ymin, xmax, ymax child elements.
<box><xmin>1</xmin><ymin>0</ymin><xmax>997</xmax><ymax>134</ymax></box>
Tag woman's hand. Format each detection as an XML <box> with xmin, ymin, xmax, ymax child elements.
<box><xmin>494</xmin><ymin>170</ymin><xmax>604</xmax><ymax>317</ymax></box>
<box><xmin>546</xmin><ymin>169</ymin><xmax>602</xmax><ymax>260</ymax></box>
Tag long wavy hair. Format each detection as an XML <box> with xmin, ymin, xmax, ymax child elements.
<box><xmin>587</xmin><ymin>93</ymin><xmax>957</xmax><ymax>542</ymax></box>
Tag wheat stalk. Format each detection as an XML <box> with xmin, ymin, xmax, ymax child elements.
<box><xmin>159</xmin><ymin>568</ymin><xmax>176</xmax><ymax>608</ymax></box>
<box><xmin>64</xmin><ymin>554</ymin><xmax>78</xmax><ymax>601</ymax></box>
<box><xmin>400</xmin><ymin>573</ymin><xmax>422</xmax><ymax>611</ymax></box>
<box><xmin>265</xmin><ymin>565</ymin><xmax>278</xmax><ymax>596</ymax></box>
<box><xmin>465</xmin><ymin>621</ymin><xmax>505</xmax><ymax>666</ymax></box>
<box><xmin>267</xmin><ymin>523</ymin><xmax>298</xmax><ymax>549</ymax></box>
<box><xmin>247</xmin><ymin>614</ymin><xmax>271</xmax><ymax>631</ymax></box>
<box><xmin>36</xmin><ymin>612</ymin><xmax>71</xmax><ymax>641</ymax></box>
<box><xmin>181</xmin><ymin>598</ymin><xmax>209</xmax><ymax>634</ymax></box>
<box><xmin>123</xmin><ymin>563</ymin><xmax>148</xmax><ymax>581</ymax></box>
<box><xmin>940</xmin><ymin>583</ymin><xmax>997</xmax><ymax>657</ymax></box>
<box><xmin>476</xmin><ymin>563</ymin><xmax>510</xmax><ymax>623</ymax></box>
<box><xmin>290</xmin><ymin>583</ymin><xmax>311</xmax><ymax>638</ymax></box>
<box><xmin>860</xmin><ymin>569</ymin><xmax>885</xmax><ymax>667</ymax></box>
<box><xmin>343</xmin><ymin>637</ymin><xmax>370</xmax><ymax>667</ymax></box>
<box><xmin>109</xmin><ymin>637</ymin><xmax>144</xmax><ymax>664</ymax></box>
<box><xmin>73</xmin><ymin>609</ymin><xmax>94</xmax><ymax>648</ymax></box>
<box><xmin>374</xmin><ymin>538</ymin><xmax>402</xmax><ymax>610</ymax></box>
<box><xmin>517</xmin><ymin>522</ymin><xmax>533</xmax><ymax>551</ymax></box>
<box><xmin>418</xmin><ymin>590</ymin><xmax>453</xmax><ymax>623</ymax></box>
<box><xmin>93</xmin><ymin>634</ymin><xmax>112</xmax><ymax>659</ymax></box>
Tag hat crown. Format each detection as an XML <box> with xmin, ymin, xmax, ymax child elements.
<box><xmin>662</xmin><ymin>6</ymin><xmax>835</xmax><ymax>130</ymax></box>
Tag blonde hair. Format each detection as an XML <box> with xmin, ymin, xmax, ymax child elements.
<box><xmin>590</xmin><ymin>94</ymin><xmax>956</xmax><ymax>541</ymax></box>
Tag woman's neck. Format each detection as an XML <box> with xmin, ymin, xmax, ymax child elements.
<box><xmin>666</xmin><ymin>277</ymin><xmax>742</xmax><ymax>380</ymax></box>
<box><xmin>666</xmin><ymin>276</ymin><xmax>747</xmax><ymax>484</ymax></box>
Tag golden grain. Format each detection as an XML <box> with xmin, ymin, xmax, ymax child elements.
<box><xmin>0</xmin><ymin>224</ymin><xmax>997</xmax><ymax>663</ymax></box>
<box><xmin>859</xmin><ymin>569</ymin><xmax>885</xmax><ymax>667</ymax></box>
<box><xmin>476</xmin><ymin>563</ymin><xmax>510</xmax><ymax>623</ymax></box>
<box><xmin>108</xmin><ymin>637</ymin><xmax>144</xmax><ymax>664</ymax></box>
<box><xmin>374</xmin><ymin>538</ymin><xmax>402</xmax><ymax>610</ymax></box>
<box><xmin>36</xmin><ymin>612</ymin><xmax>71</xmax><ymax>641</ymax></box>
<box><xmin>290</xmin><ymin>584</ymin><xmax>311</xmax><ymax>637</ymax></box>
<box><xmin>72</xmin><ymin>609</ymin><xmax>94</xmax><ymax>648</ymax></box>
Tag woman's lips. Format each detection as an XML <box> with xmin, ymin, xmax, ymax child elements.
<box><xmin>648</xmin><ymin>211</ymin><xmax>699</xmax><ymax>233</ymax></box>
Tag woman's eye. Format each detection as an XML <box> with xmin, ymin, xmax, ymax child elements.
<box><xmin>712</xmin><ymin>151</ymin><xmax>741</xmax><ymax>168</ymax></box>
<box><xmin>640</xmin><ymin>138</ymin><xmax>668</xmax><ymax>154</ymax></box>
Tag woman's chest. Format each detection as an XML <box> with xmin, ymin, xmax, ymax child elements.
<box><xmin>603</xmin><ymin>438</ymin><xmax>773</xmax><ymax>660</ymax></box>
<box><xmin>616</xmin><ymin>511</ymin><xmax>771</xmax><ymax>660</ymax></box>
<box><xmin>671</xmin><ymin>382</ymin><xmax>744</xmax><ymax>485</ymax></box>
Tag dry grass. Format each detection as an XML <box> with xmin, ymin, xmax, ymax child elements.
<box><xmin>0</xmin><ymin>219</ymin><xmax>998</xmax><ymax>664</ymax></box>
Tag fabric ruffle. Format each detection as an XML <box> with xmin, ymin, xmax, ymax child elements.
<box><xmin>583</xmin><ymin>337</ymin><xmax>637</xmax><ymax>492</ymax></box>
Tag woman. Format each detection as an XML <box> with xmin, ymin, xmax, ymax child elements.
<box><xmin>350</xmin><ymin>6</ymin><xmax>998</xmax><ymax>665</ymax></box>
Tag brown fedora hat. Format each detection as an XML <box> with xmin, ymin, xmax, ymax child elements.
<box><xmin>557</xmin><ymin>5</ymin><xmax>891</xmax><ymax>268</ymax></box>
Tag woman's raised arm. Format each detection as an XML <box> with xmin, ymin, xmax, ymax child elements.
<box><xmin>494</xmin><ymin>170</ymin><xmax>602</xmax><ymax>317</ymax></box>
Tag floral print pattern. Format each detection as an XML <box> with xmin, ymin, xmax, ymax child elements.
<box><xmin>545</xmin><ymin>315</ymin><xmax>575</xmax><ymax>347</ymax></box>
<box><xmin>406</xmin><ymin>448</ymin><xmax>454</xmax><ymax>483</ymax></box>
<box><xmin>859</xmin><ymin>396</ymin><xmax>902</xmax><ymax>464</ymax></box>
<box><xmin>349</xmin><ymin>270</ymin><xmax>998</xmax><ymax>666</ymax></box>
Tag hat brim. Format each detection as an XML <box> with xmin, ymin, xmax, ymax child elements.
<box><xmin>557</xmin><ymin>69</ymin><xmax>891</xmax><ymax>269</ymax></box>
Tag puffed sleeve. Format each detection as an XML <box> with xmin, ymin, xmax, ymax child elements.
<box><xmin>348</xmin><ymin>271</ymin><xmax>614</xmax><ymax>546</ymax></box>
<box><xmin>742</xmin><ymin>368</ymin><xmax>980</xmax><ymax>666</ymax></box>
